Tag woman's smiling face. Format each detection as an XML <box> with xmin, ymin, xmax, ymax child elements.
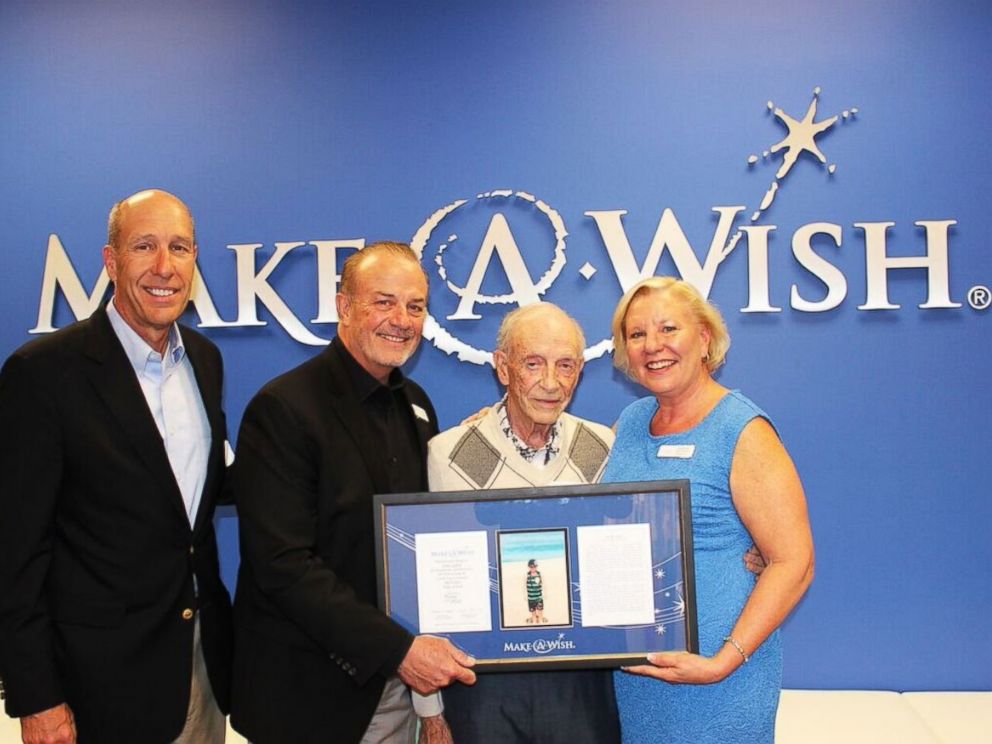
<box><xmin>622</xmin><ymin>290</ymin><xmax>712</xmax><ymax>400</ymax></box>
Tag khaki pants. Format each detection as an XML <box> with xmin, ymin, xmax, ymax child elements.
<box><xmin>173</xmin><ymin>615</ymin><xmax>226</xmax><ymax>744</ymax></box>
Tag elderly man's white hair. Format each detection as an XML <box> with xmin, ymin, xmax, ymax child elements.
<box><xmin>495</xmin><ymin>302</ymin><xmax>586</xmax><ymax>355</ymax></box>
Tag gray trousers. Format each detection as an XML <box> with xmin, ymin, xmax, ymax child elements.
<box><xmin>359</xmin><ymin>677</ymin><xmax>417</xmax><ymax>744</ymax></box>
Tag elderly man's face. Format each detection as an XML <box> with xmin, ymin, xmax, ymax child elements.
<box><xmin>336</xmin><ymin>253</ymin><xmax>428</xmax><ymax>384</ymax></box>
<box><xmin>102</xmin><ymin>191</ymin><xmax>197</xmax><ymax>354</ymax></box>
<box><xmin>495</xmin><ymin>311</ymin><xmax>584</xmax><ymax>433</ymax></box>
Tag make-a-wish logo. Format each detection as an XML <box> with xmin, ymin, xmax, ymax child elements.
<box><xmin>407</xmin><ymin>87</ymin><xmax>973</xmax><ymax>365</ymax></box>
<box><xmin>504</xmin><ymin>632</ymin><xmax>576</xmax><ymax>655</ymax></box>
<box><xmin>32</xmin><ymin>88</ymin><xmax>986</xmax><ymax>354</ymax></box>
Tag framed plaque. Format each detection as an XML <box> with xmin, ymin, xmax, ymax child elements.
<box><xmin>373</xmin><ymin>480</ymin><xmax>697</xmax><ymax>672</ymax></box>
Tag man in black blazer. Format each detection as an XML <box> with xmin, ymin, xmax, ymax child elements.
<box><xmin>0</xmin><ymin>190</ymin><xmax>233</xmax><ymax>743</ymax></box>
<box><xmin>231</xmin><ymin>242</ymin><xmax>475</xmax><ymax>744</ymax></box>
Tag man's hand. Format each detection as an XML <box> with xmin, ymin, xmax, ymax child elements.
<box><xmin>418</xmin><ymin>714</ymin><xmax>454</xmax><ymax>744</ymax></box>
<box><xmin>459</xmin><ymin>406</ymin><xmax>491</xmax><ymax>426</ymax></box>
<box><xmin>744</xmin><ymin>545</ymin><xmax>767</xmax><ymax>575</ymax></box>
<box><xmin>21</xmin><ymin>703</ymin><xmax>76</xmax><ymax>744</ymax></box>
<box><xmin>398</xmin><ymin>635</ymin><xmax>476</xmax><ymax>695</ymax></box>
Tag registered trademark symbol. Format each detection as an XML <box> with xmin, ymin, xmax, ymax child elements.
<box><xmin>967</xmin><ymin>285</ymin><xmax>991</xmax><ymax>310</ymax></box>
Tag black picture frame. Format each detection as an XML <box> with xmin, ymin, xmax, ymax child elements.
<box><xmin>373</xmin><ymin>480</ymin><xmax>697</xmax><ymax>672</ymax></box>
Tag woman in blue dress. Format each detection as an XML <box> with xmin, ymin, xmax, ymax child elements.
<box><xmin>603</xmin><ymin>277</ymin><xmax>814</xmax><ymax>744</ymax></box>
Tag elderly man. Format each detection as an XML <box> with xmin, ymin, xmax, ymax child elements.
<box><xmin>418</xmin><ymin>302</ymin><xmax>766</xmax><ymax>742</ymax></box>
<box><xmin>230</xmin><ymin>242</ymin><xmax>476</xmax><ymax>744</ymax></box>
<box><xmin>417</xmin><ymin>302</ymin><xmax>622</xmax><ymax>744</ymax></box>
<box><xmin>0</xmin><ymin>190</ymin><xmax>233</xmax><ymax>743</ymax></box>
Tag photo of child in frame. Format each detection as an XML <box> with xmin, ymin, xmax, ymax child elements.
<box><xmin>496</xmin><ymin>528</ymin><xmax>573</xmax><ymax>630</ymax></box>
<box><xmin>526</xmin><ymin>558</ymin><xmax>545</xmax><ymax>624</ymax></box>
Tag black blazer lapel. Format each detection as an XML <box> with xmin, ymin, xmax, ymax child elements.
<box><xmin>82</xmin><ymin>307</ymin><xmax>189</xmax><ymax>525</ymax></box>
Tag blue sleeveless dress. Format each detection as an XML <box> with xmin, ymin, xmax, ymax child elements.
<box><xmin>603</xmin><ymin>391</ymin><xmax>782</xmax><ymax>744</ymax></box>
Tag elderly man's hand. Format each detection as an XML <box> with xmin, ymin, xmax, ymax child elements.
<box><xmin>744</xmin><ymin>545</ymin><xmax>767</xmax><ymax>575</ymax></box>
<box><xmin>399</xmin><ymin>636</ymin><xmax>476</xmax><ymax>695</ymax></box>
<box><xmin>418</xmin><ymin>714</ymin><xmax>455</xmax><ymax>744</ymax></box>
<box><xmin>21</xmin><ymin>703</ymin><xmax>76</xmax><ymax>744</ymax></box>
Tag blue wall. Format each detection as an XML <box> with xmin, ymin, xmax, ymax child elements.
<box><xmin>2</xmin><ymin>0</ymin><xmax>989</xmax><ymax>691</ymax></box>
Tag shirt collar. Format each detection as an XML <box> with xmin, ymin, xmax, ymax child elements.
<box><xmin>106</xmin><ymin>298</ymin><xmax>186</xmax><ymax>375</ymax></box>
<box><xmin>496</xmin><ymin>395</ymin><xmax>561</xmax><ymax>466</ymax></box>
<box><xmin>333</xmin><ymin>336</ymin><xmax>406</xmax><ymax>402</ymax></box>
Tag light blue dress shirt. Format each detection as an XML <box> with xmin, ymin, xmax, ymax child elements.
<box><xmin>107</xmin><ymin>300</ymin><xmax>210</xmax><ymax>527</ymax></box>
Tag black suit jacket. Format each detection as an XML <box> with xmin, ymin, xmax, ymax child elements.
<box><xmin>0</xmin><ymin>306</ymin><xmax>233</xmax><ymax>744</ymax></box>
<box><xmin>231</xmin><ymin>338</ymin><xmax>438</xmax><ymax>744</ymax></box>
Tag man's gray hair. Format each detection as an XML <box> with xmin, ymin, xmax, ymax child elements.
<box><xmin>495</xmin><ymin>303</ymin><xmax>586</xmax><ymax>355</ymax></box>
<box><xmin>339</xmin><ymin>241</ymin><xmax>428</xmax><ymax>297</ymax></box>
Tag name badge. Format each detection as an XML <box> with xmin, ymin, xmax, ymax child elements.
<box><xmin>657</xmin><ymin>444</ymin><xmax>695</xmax><ymax>459</ymax></box>
<box><xmin>411</xmin><ymin>403</ymin><xmax>430</xmax><ymax>423</ymax></box>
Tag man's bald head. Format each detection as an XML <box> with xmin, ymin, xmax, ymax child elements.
<box><xmin>107</xmin><ymin>190</ymin><xmax>196</xmax><ymax>251</ymax></box>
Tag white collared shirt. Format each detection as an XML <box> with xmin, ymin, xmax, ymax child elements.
<box><xmin>107</xmin><ymin>300</ymin><xmax>210</xmax><ymax>527</ymax></box>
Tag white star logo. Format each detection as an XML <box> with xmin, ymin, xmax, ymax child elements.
<box><xmin>723</xmin><ymin>87</ymin><xmax>858</xmax><ymax>259</ymax></box>
<box><xmin>769</xmin><ymin>96</ymin><xmax>838</xmax><ymax>179</ymax></box>
<box><xmin>746</xmin><ymin>87</ymin><xmax>858</xmax><ymax>223</ymax></box>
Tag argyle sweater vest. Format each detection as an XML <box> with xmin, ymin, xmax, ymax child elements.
<box><xmin>427</xmin><ymin>408</ymin><xmax>615</xmax><ymax>491</ymax></box>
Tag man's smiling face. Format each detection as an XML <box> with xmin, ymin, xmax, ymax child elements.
<box><xmin>103</xmin><ymin>190</ymin><xmax>197</xmax><ymax>353</ymax></box>
<box><xmin>336</xmin><ymin>252</ymin><xmax>428</xmax><ymax>384</ymax></box>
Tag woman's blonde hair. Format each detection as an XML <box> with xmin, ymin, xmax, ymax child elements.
<box><xmin>611</xmin><ymin>276</ymin><xmax>730</xmax><ymax>378</ymax></box>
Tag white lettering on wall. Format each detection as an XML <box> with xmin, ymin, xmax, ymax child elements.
<box><xmin>857</xmin><ymin>220</ymin><xmax>961</xmax><ymax>310</ymax></box>
<box><xmin>311</xmin><ymin>239</ymin><xmax>363</xmax><ymax>324</ymax></box>
<box><xmin>585</xmin><ymin>207</ymin><xmax>745</xmax><ymax>297</ymax></box>
<box><xmin>446</xmin><ymin>214</ymin><xmax>540</xmax><ymax>320</ymax></box>
<box><xmin>30</xmin><ymin>207</ymin><xmax>964</xmax><ymax>353</ymax></box>
<box><xmin>791</xmin><ymin>222</ymin><xmax>847</xmax><ymax>312</ymax></box>
<box><xmin>31</xmin><ymin>234</ymin><xmax>110</xmax><ymax>333</ymax></box>
<box><xmin>188</xmin><ymin>266</ymin><xmax>238</xmax><ymax>328</ymax></box>
<box><xmin>739</xmin><ymin>225</ymin><xmax>782</xmax><ymax>313</ymax></box>
<box><xmin>228</xmin><ymin>242</ymin><xmax>328</xmax><ymax>345</ymax></box>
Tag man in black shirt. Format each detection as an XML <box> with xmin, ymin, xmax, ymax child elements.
<box><xmin>230</xmin><ymin>242</ymin><xmax>475</xmax><ymax>744</ymax></box>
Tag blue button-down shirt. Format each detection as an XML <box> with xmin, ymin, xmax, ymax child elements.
<box><xmin>107</xmin><ymin>300</ymin><xmax>210</xmax><ymax>527</ymax></box>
